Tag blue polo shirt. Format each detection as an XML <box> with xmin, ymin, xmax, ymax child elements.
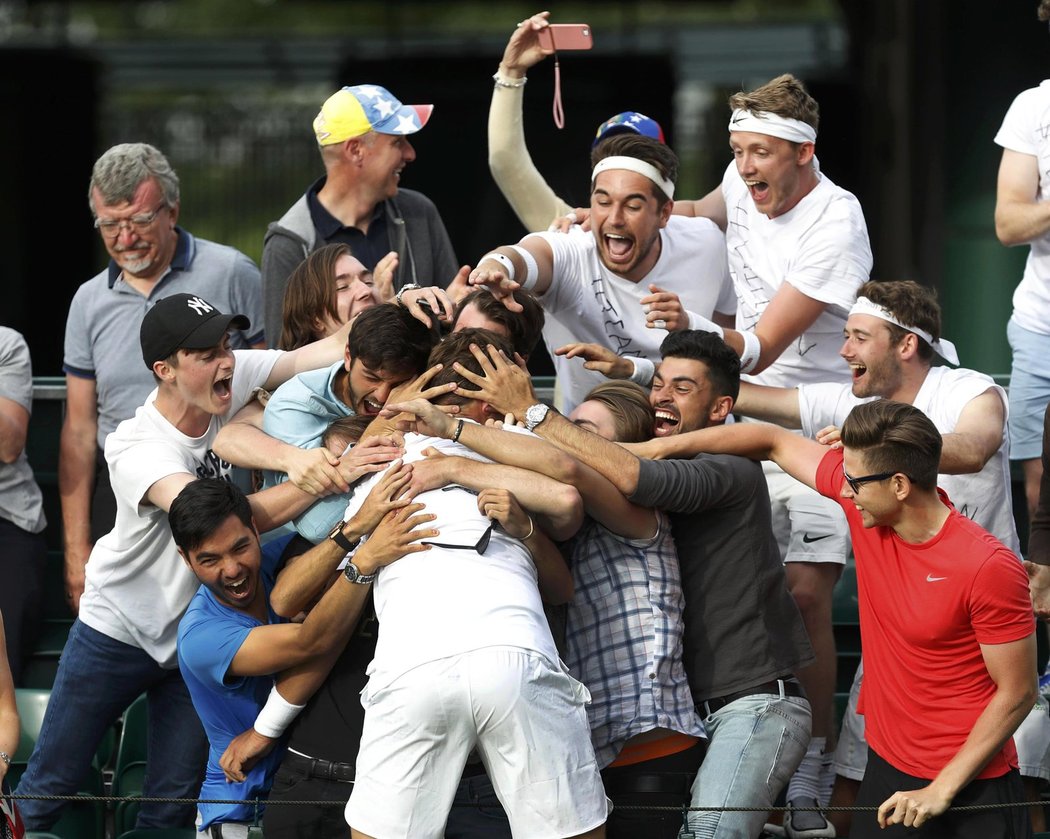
<box><xmin>63</xmin><ymin>229</ymin><xmax>265</xmax><ymax>446</ymax></box>
<box><xmin>306</xmin><ymin>176</ymin><xmax>389</xmax><ymax>270</ymax></box>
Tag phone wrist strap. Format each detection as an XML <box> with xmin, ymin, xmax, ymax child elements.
<box><xmin>552</xmin><ymin>53</ymin><xmax>565</xmax><ymax>129</ymax></box>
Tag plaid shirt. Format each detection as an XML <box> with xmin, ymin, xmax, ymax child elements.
<box><xmin>566</xmin><ymin>512</ymin><xmax>705</xmax><ymax>768</ymax></box>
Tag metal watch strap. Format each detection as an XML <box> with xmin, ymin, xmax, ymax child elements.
<box><xmin>343</xmin><ymin>562</ymin><xmax>377</xmax><ymax>585</ymax></box>
<box><xmin>395</xmin><ymin>283</ymin><xmax>421</xmax><ymax>306</ymax></box>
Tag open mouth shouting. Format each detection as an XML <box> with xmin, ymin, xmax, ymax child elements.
<box><xmin>359</xmin><ymin>396</ymin><xmax>384</xmax><ymax>416</ymax></box>
<box><xmin>653</xmin><ymin>406</ymin><xmax>681</xmax><ymax>437</ymax></box>
<box><xmin>744</xmin><ymin>179</ymin><xmax>770</xmax><ymax>206</ymax></box>
<box><xmin>602</xmin><ymin>231</ymin><xmax>636</xmax><ymax>266</ymax></box>
<box><xmin>213</xmin><ymin>375</ymin><xmax>233</xmax><ymax>401</ymax></box>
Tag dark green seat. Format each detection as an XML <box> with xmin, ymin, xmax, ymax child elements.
<box><xmin>116</xmin><ymin>830</ymin><xmax>199</xmax><ymax>839</ymax></box>
<box><xmin>113</xmin><ymin>694</ymin><xmax>150</xmax><ymax>835</ymax></box>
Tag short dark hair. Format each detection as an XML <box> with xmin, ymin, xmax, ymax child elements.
<box><xmin>169</xmin><ymin>479</ymin><xmax>253</xmax><ymax>554</ymax></box>
<box><xmin>426</xmin><ymin>329</ymin><xmax>515</xmax><ymax>404</ymax></box>
<box><xmin>857</xmin><ymin>280</ymin><xmax>941</xmax><ymax>362</ymax></box>
<box><xmin>348</xmin><ymin>303</ymin><xmax>438</xmax><ymax>377</ymax></box>
<box><xmin>659</xmin><ymin>330</ymin><xmax>741</xmax><ymax>401</ymax></box>
<box><xmin>840</xmin><ymin>401</ymin><xmax>941</xmax><ymax>491</ymax></box>
<box><xmin>451</xmin><ymin>289</ymin><xmax>546</xmax><ymax>359</ymax></box>
<box><xmin>590</xmin><ymin>134</ymin><xmax>679</xmax><ymax>207</ymax></box>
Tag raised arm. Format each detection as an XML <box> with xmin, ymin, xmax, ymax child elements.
<box><xmin>262</xmin><ymin>319</ymin><xmax>354</xmax><ymax>391</ymax></box>
<box><xmin>877</xmin><ymin>634</ymin><xmax>1036</xmax><ymax>829</ymax></box>
<box><xmin>995</xmin><ymin>148</ymin><xmax>1050</xmax><ymax>247</ymax></box>
<box><xmin>938</xmin><ymin>389</ymin><xmax>1006</xmax><ymax>475</ymax></box>
<box><xmin>487</xmin><ymin>11</ymin><xmax>573</xmax><ymax>233</ymax></box>
<box><xmin>466</xmin><ymin>236</ymin><xmax>555</xmax><ymax>311</ymax></box>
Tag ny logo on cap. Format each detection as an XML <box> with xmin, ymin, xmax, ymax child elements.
<box><xmin>186</xmin><ymin>297</ymin><xmax>214</xmax><ymax>316</ymax></box>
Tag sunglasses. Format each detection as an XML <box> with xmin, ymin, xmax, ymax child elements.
<box><xmin>422</xmin><ymin>522</ymin><xmax>494</xmax><ymax>555</ymax></box>
<box><xmin>842</xmin><ymin>466</ymin><xmax>910</xmax><ymax>494</ymax></box>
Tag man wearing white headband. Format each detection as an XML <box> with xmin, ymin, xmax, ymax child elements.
<box><xmin>557</xmin><ymin>73</ymin><xmax>874</xmax><ymax>838</ymax></box>
<box><xmin>467</xmin><ymin>133</ymin><xmax>736</xmax><ymax>413</ymax></box>
<box><xmin>651</xmin><ymin>278</ymin><xmax>1041</xmax><ymax>836</ymax></box>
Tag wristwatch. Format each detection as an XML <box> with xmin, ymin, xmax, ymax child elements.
<box><xmin>524</xmin><ymin>403</ymin><xmax>551</xmax><ymax>431</ymax></box>
<box><xmin>343</xmin><ymin>562</ymin><xmax>377</xmax><ymax>585</ymax></box>
<box><xmin>327</xmin><ymin>519</ymin><xmax>360</xmax><ymax>554</ymax></box>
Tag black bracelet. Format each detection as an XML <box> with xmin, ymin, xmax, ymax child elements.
<box><xmin>452</xmin><ymin>419</ymin><xmax>465</xmax><ymax>443</ymax></box>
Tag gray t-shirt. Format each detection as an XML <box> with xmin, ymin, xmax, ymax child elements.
<box><xmin>0</xmin><ymin>328</ymin><xmax>45</xmax><ymax>534</ymax></box>
<box><xmin>632</xmin><ymin>453</ymin><xmax>813</xmax><ymax>700</ymax></box>
<box><xmin>63</xmin><ymin>230</ymin><xmax>265</xmax><ymax>446</ymax></box>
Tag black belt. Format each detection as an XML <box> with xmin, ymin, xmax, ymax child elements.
<box><xmin>602</xmin><ymin>772</ymin><xmax>695</xmax><ymax>798</ymax></box>
<box><xmin>282</xmin><ymin>749</ymin><xmax>355</xmax><ymax>783</ymax></box>
<box><xmin>699</xmin><ymin>677</ymin><xmax>806</xmax><ymax>717</ymax></box>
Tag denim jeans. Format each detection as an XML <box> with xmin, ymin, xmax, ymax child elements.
<box><xmin>15</xmin><ymin>619</ymin><xmax>207</xmax><ymax>830</ymax></box>
<box><xmin>682</xmin><ymin>691</ymin><xmax>811</xmax><ymax>838</ymax></box>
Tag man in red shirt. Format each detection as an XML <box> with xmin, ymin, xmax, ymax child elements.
<box><xmin>636</xmin><ymin>398</ymin><xmax>1035</xmax><ymax>838</ymax></box>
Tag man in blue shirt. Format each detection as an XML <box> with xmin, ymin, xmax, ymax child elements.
<box><xmin>171</xmin><ymin>474</ymin><xmax>433</xmax><ymax>835</ymax></box>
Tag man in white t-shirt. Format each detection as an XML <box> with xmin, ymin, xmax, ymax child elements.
<box><xmin>995</xmin><ymin>50</ymin><xmax>1050</xmax><ymax>524</ymax></box>
<box><xmin>15</xmin><ymin>293</ymin><xmax>351</xmax><ymax>832</ymax></box>
<box><xmin>341</xmin><ymin>330</ymin><xmax>608</xmax><ymax>839</ymax></box>
<box><xmin>729</xmin><ymin>279</ymin><xmax>1050</xmax><ymax>834</ymax></box>
<box><xmin>468</xmin><ymin>132</ymin><xmax>737</xmax><ymax>414</ymax></box>
<box><xmin>547</xmin><ymin>80</ymin><xmax>872</xmax><ymax>830</ymax></box>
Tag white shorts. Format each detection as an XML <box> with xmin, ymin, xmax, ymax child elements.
<box><xmin>765</xmin><ymin>465</ymin><xmax>850</xmax><ymax>565</ymax></box>
<box><xmin>833</xmin><ymin>659</ymin><xmax>1050</xmax><ymax>783</ymax></box>
<box><xmin>346</xmin><ymin>646</ymin><xmax>608</xmax><ymax>839</ymax></box>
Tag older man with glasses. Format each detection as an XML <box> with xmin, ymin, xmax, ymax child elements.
<box><xmin>60</xmin><ymin>143</ymin><xmax>264</xmax><ymax>613</ymax></box>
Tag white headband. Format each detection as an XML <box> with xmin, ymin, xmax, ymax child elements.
<box><xmin>592</xmin><ymin>156</ymin><xmax>675</xmax><ymax>200</ymax></box>
<box><xmin>849</xmin><ymin>296</ymin><xmax>960</xmax><ymax>366</ymax></box>
<box><xmin>728</xmin><ymin>108</ymin><xmax>817</xmax><ymax>145</ymax></box>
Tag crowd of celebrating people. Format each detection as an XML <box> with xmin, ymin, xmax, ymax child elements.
<box><xmin>4</xmin><ymin>6</ymin><xmax>1050</xmax><ymax>839</ymax></box>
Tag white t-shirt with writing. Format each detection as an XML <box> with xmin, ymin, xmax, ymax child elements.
<box><xmin>721</xmin><ymin>161</ymin><xmax>872</xmax><ymax>388</ymax></box>
<box><xmin>79</xmin><ymin>349</ymin><xmax>281</xmax><ymax>668</ymax></box>
<box><xmin>529</xmin><ymin>218</ymin><xmax>736</xmax><ymax>412</ymax></box>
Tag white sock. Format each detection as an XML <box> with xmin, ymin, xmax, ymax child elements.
<box><xmin>818</xmin><ymin>748</ymin><xmax>836</xmax><ymax>806</ymax></box>
<box><xmin>787</xmin><ymin>737</ymin><xmax>827</xmax><ymax>803</ymax></box>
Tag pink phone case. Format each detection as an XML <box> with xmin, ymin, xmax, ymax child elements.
<box><xmin>538</xmin><ymin>24</ymin><xmax>593</xmax><ymax>52</ymax></box>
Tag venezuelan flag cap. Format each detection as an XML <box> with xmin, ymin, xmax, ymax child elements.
<box><xmin>313</xmin><ymin>84</ymin><xmax>433</xmax><ymax>146</ymax></box>
<box><xmin>593</xmin><ymin>112</ymin><xmax>665</xmax><ymax>148</ymax></box>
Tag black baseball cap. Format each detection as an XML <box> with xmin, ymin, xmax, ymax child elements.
<box><xmin>141</xmin><ymin>293</ymin><xmax>250</xmax><ymax>369</ymax></box>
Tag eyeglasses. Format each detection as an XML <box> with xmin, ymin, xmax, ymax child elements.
<box><xmin>422</xmin><ymin>522</ymin><xmax>493</xmax><ymax>555</ymax></box>
<box><xmin>842</xmin><ymin>466</ymin><xmax>908</xmax><ymax>494</ymax></box>
<box><xmin>94</xmin><ymin>204</ymin><xmax>166</xmax><ymax>237</ymax></box>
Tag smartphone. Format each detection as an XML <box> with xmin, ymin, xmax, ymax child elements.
<box><xmin>538</xmin><ymin>24</ymin><xmax>593</xmax><ymax>52</ymax></box>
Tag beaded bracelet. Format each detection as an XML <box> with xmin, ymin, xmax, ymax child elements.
<box><xmin>493</xmin><ymin>72</ymin><xmax>527</xmax><ymax>89</ymax></box>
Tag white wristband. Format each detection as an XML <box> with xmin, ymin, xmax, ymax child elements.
<box><xmin>629</xmin><ymin>356</ymin><xmax>656</xmax><ymax>386</ymax></box>
<box><xmin>739</xmin><ymin>330</ymin><xmax>762</xmax><ymax>374</ymax></box>
<box><xmin>481</xmin><ymin>252</ymin><xmax>515</xmax><ymax>283</ymax></box>
<box><xmin>254</xmin><ymin>685</ymin><xmax>307</xmax><ymax>739</ymax></box>
<box><xmin>685</xmin><ymin>311</ymin><xmax>725</xmax><ymax>339</ymax></box>
<box><xmin>508</xmin><ymin>245</ymin><xmax>539</xmax><ymax>292</ymax></box>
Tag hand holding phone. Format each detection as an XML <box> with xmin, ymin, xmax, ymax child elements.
<box><xmin>538</xmin><ymin>24</ymin><xmax>593</xmax><ymax>52</ymax></box>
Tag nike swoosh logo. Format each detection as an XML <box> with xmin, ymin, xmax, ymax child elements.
<box><xmin>926</xmin><ymin>574</ymin><xmax>948</xmax><ymax>582</ymax></box>
<box><xmin>731</xmin><ymin>114</ymin><xmax>746</xmax><ymax>124</ymax></box>
<box><xmin>802</xmin><ymin>533</ymin><xmax>831</xmax><ymax>543</ymax></box>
